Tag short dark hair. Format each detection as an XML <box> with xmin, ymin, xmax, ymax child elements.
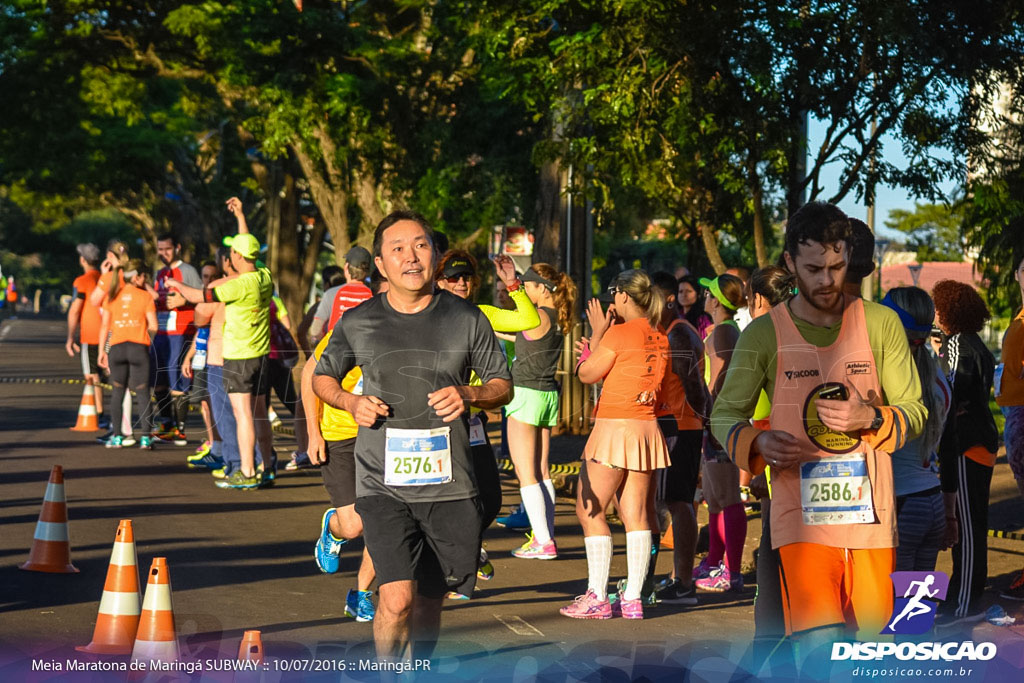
<box><xmin>785</xmin><ymin>202</ymin><xmax>852</xmax><ymax>258</ymax></box>
<box><xmin>322</xmin><ymin>265</ymin><xmax>344</xmax><ymax>289</ymax></box>
<box><xmin>650</xmin><ymin>271</ymin><xmax>678</xmax><ymax>296</ymax></box>
<box><xmin>372</xmin><ymin>210</ymin><xmax>434</xmax><ymax>258</ymax></box>
<box><xmin>846</xmin><ymin>218</ymin><xmax>876</xmax><ymax>282</ymax></box>
<box><xmin>200</xmin><ymin>261</ymin><xmax>217</xmax><ymax>271</ymax></box>
<box><xmin>216</xmin><ymin>245</ymin><xmax>231</xmax><ymax>264</ymax></box>
<box><xmin>156</xmin><ymin>233</ymin><xmax>178</xmax><ymax>246</ymax></box>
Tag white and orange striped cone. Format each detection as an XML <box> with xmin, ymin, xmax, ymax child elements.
<box><xmin>70</xmin><ymin>383</ymin><xmax>100</xmax><ymax>432</ymax></box>
<box><xmin>131</xmin><ymin>557</ymin><xmax>179</xmax><ymax>664</ymax></box>
<box><xmin>19</xmin><ymin>465</ymin><xmax>78</xmax><ymax>573</ymax></box>
<box><xmin>77</xmin><ymin>520</ymin><xmax>141</xmax><ymax>655</ymax></box>
<box><xmin>238</xmin><ymin>630</ymin><xmax>264</xmax><ymax>664</ymax></box>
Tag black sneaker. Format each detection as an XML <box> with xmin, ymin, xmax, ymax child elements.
<box><xmin>1000</xmin><ymin>570</ymin><xmax>1024</xmax><ymax>601</ymax></box>
<box><xmin>655</xmin><ymin>578</ymin><xmax>698</xmax><ymax>605</ymax></box>
<box><xmin>95</xmin><ymin>429</ymin><xmax>114</xmax><ymax>445</ymax></box>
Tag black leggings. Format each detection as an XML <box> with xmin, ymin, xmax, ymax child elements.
<box><xmin>265</xmin><ymin>359</ymin><xmax>299</xmax><ymax>416</ymax></box>
<box><xmin>109</xmin><ymin>342</ymin><xmax>153</xmax><ymax>436</ymax></box>
<box><xmin>472</xmin><ymin>443</ymin><xmax>503</xmax><ymax>527</ymax></box>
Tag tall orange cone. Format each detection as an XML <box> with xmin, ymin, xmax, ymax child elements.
<box><xmin>131</xmin><ymin>557</ymin><xmax>179</xmax><ymax>664</ymax></box>
<box><xmin>20</xmin><ymin>465</ymin><xmax>78</xmax><ymax>573</ymax></box>
<box><xmin>70</xmin><ymin>383</ymin><xmax>100</xmax><ymax>432</ymax></box>
<box><xmin>77</xmin><ymin>520</ymin><xmax>142</xmax><ymax>654</ymax></box>
<box><xmin>238</xmin><ymin>630</ymin><xmax>263</xmax><ymax>664</ymax></box>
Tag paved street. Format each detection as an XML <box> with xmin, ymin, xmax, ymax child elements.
<box><xmin>2</xmin><ymin>316</ymin><xmax>1024</xmax><ymax>681</ymax></box>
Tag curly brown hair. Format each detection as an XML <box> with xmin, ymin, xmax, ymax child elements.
<box><xmin>932</xmin><ymin>279</ymin><xmax>990</xmax><ymax>335</ymax></box>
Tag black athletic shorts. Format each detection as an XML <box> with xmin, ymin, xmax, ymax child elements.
<box><xmin>222</xmin><ymin>355</ymin><xmax>270</xmax><ymax>395</ymax></box>
<box><xmin>657</xmin><ymin>429</ymin><xmax>703</xmax><ymax>504</ymax></box>
<box><xmin>322</xmin><ymin>438</ymin><xmax>358</xmax><ymax>508</ymax></box>
<box><xmin>355</xmin><ymin>494</ymin><xmax>484</xmax><ymax>599</ymax></box>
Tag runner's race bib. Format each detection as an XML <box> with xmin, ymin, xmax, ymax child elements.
<box><xmin>157</xmin><ymin>310</ymin><xmax>177</xmax><ymax>332</ymax></box>
<box><xmin>468</xmin><ymin>415</ymin><xmax>487</xmax><ymax>447</ymax></box>
<box><xmin>384</xmin><ymin>427</ymin><xmax>453</xmax><ymax>486</ymax></box>
<box><xmin>800</xmin><ymin>453</ymin><xmax>874</xmax><ymax>525</ymax></box>
<box><xmin>994</xmin><ymin>363</ymin><xmax>1004</xmax><ymax>399</ymax></box>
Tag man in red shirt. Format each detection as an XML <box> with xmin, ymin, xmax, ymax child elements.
<box><xmin>67</xmin><ymin>243</ymin><xmax>107</xmax><ymax>426</ymax></box>
<box><xmin>152</xmin><ymin>233</ymin><xmax>202</xmax><ymax>445</ymax></box>
<box><xmin>309</xmin><ymin>246</ymin><xmax>374</xmax><ymax>346</ymax></box>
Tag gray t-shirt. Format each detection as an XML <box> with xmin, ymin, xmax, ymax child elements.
<box><xmin>314</xmin><ymin>291</ymin><xmax>511</xmax><ymax>503</ymax></box>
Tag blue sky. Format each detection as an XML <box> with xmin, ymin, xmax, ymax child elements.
<box><xmin>807</xmin><ymin>118</ymin><xmax>960</xmax><ymax>240</ymax></box>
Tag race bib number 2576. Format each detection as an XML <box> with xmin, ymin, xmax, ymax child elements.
<box><xmin>384</xmin><ymin>427</ymin><xmax>453</xmax><ymax>487</ymax></box>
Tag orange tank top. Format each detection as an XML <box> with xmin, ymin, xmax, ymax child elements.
<box><xmin>767</xmin><ymin>296</ymin><xmax>896</xmax><ymax>551</ymax></box>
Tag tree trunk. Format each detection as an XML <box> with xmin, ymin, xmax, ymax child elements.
<box><xmin>700</xmin><ymin>222</ymin><xmax>727</xmax><ymax>274</ymax></box>
<box><xmin>353</xmin><ymin>170</ymin><xmax>387</xmax><ymax>249</ymax></box>
<box><xmin>275</xmin><ymin>169</ymin><xmax>307</xmax><ymax>324</ymax></box>
<box><xmin>292</xmin><ymin>143</ymin><xmax>350</xmax><ymax>266</ymax></box>
<box><xmin>748</xmin><ymin>161</ymin><xmax>769</xmax><ymax>267</ymax></box>
<box><xmin>534</xmin><ymin>160</ymin><xmax>564</xmax><ymax>268</ymax></box>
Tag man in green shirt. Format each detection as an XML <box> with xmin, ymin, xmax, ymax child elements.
<box><xmin>167</xmin><ymin>234</ymin><xmax>274</xmax><ymax>489</ymax></box>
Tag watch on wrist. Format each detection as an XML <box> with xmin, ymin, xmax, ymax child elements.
<box><xmin>869</xmin><ymin>407</ymin><xmax>884</xmax><ymax>430</ymax></box>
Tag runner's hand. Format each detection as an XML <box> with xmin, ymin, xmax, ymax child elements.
<box><xmin>351</xmin><ymin>395</ymin><xmax>390</xmax><ymax>427</ymax></box>
<box><xmin>816</xmin><ymin>383</ymin><xmax>876</xmax><ymax>432</ymax></box>
<box><xmin>586</xmin><ymin>298</ymin><xmax>614</xmax><ymax>337</ymax></box>
<box><xmin>66</xmin><ymin>339</ymin><xmax>80</xmax><ymax>357</ymax></box>
<box><xmin>748</xmin><ymin>473</ymin><xmax>770</xmax><ymax>499</ymax></box>
<box><xmin>181</xmin><ymin>362</ymin><xmax>193</xmax><ymax>380</ymax></box>
<box><xmin>575</xmin><ymin>337</ymin><xmax>590</xmax><ymax>360</ymax></box>
<box><xmin>97</xmin><ymin>352</ymin><xmax>109</xmax><ymax>371</ymax></box>
<box><xmin>428</xmin><ymin>385</ymin><xmax>467</xmax><ymax>422</ymax></box>
<box><xmin>166</xmin><ymin>290</ymin><xmax>184</xmax><ymax>309</ymax></box>
<box><xmin>492</xmin><ymin>255</ymin><xmax>517</xmax><ymax>288</ymax></box>
<box><xmin>307</xmin><ymin>433</ymin><xmax>327</xmax><ymax>465</ymax></box>
<box><xmin>226</xmin><ymin>196</ymin><xmax>243</xmax><ymax>216</ymax></box>
<box><xmin>941</xmin><ymin>516</ymin><xmax>959</xmax><ymax>550</ymax></box>
<box><xmin>753</xmin><ymin>430</ymin><xmax>805</xmax><ymax>470</ymax></box>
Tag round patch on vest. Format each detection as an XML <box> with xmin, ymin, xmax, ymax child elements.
<box><xmin>803</xmin><ymin>382</ymin><xmax>859</xmax><ymax>454</ymax></box>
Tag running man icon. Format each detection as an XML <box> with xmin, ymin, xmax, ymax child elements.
<box><xmin>882</xmin><ymin>571</ymin><xmax>950</xmax><ymax>635</ymax></box>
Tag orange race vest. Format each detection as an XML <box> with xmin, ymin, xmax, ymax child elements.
<box><xmin>767</xmin><ymin>296</ymin><xmax>896</xmax><ymax>551</ymax></box>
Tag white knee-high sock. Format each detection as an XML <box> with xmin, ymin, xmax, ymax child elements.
<box><xmin>520</xmin><ymin>483</ymin><xmax>551</xmax><ymax>544</ymax></box>
<box><xmin>585</xmin><ymin>535</ymin><xmax>613</xmax><ymax>600</ymax></box>
<box><xmin>623</xmin><ymin>530</ymin><xmax>653</xmax><ymax>601</ymax></box>
<box><xmin>542</xmin><ymin>478</ymin><xmax>556</xmax><ymax>539</ymax></box>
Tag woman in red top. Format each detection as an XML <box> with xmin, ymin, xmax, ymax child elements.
<box><xmin>561</xmin><ymin>270</ymin><xmax>670</xmax><ymax>620</ymax></box>
<box><xmin>98</xmin><ymin>260</ymin><xmax>158</xmax><ymax>449</ymax></box>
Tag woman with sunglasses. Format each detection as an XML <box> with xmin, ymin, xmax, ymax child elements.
<box><xmin>433</xmin><ymin>249</ymin><xmax>540</xmax><ymax>592</ymax></box>
<box><xmin>563</xmin><ymin>269</ymin><xmax>669</xmax><ymax>620</ymax></box>
<box><xmin>506</xmin><ymin>264</ymin><xmax>577</xmax><ymax>560</ymax></box>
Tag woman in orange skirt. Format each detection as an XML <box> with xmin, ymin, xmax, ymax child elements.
<box><xmin>560</xmin><ymin>270</ymin><xmax>670</xmax><ymax>620</ymax></box>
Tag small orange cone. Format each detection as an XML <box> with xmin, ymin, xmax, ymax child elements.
<box><xmin>660</xmin><ymin>520</ymin><xmax>674</xmax><ymax>549</ymax></box>
<box><xmin>131</xmin><ymin>557</ymin><xmax>179</xmax><ymax>664</ymax></box>
<box><xmin>20</xmin><ymin>465</ymin><xmax>78</xmax><ymax>573</ymax></box>
<box><xmin>77</xmin><ymin>520</ymin><xmax>142</xmax><ymax>655</ymax></box>
<box><xmin>238</xmin><ymin>630</ymin><xmax>263</xmax><ymax>664</ymax></box>
<box><xmin>70</xmin><ymin>383</ymin><xmax>100</xmax><ymax>432</ymax></box>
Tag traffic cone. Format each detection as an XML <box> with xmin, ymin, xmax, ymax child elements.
<box><xmin>70</xmin><ymin>383</ymin><xmax>100</xmax><ymax>432</ymax></box>
<box><xmin>660</xmin><ymin>520</ymin><xmax>674</xmax><ymax>549</ymax></box>
<box><xmin>131</xmin><ymin>557</ymin><xmax>179</xmax><ymax>664</ymax></box>
<box><xmin>238</xmin><ymin>630</ymin><xmax>263</xmax><ymax>664</ymax></box>
<box><xmin>20</xmin><ymin>465</ymin><xmax>78</xmax><ymax>573</ymax></box>
<box><xmin>77</xmin><ymin>520</ymin><xmax>142</xmax><ymax>655</ymax></box>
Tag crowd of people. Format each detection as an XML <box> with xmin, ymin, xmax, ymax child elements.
<box><xmin>60</xmin><ymin>198</ymin><xmax>1024</xmax><ymax>669</ymax></box>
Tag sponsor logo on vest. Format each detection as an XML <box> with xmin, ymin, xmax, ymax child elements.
<box><xmin>784</xmin><ymin>368</ymin><xmax>820</xmax><ymax>381</ymax></box>
<box><xmin>846</xmin><ymin>361</ymin><xmax>871</xmax><ymax>376</ymax></box>
<box><xmin>802</xmin><ymin>383</ymin><xmax>859</xmax><ymax>454</ymax></box>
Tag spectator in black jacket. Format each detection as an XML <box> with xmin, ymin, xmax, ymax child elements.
<box><xmin>933</xmin><ymin>280</ymin><xmax>998</xmax><ymax>625</ymax></box>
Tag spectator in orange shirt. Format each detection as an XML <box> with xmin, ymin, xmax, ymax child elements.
<box><xmin>67</xmin><ymin>243</ymin><xmax>107</xmax><ymax>426</ymax></box>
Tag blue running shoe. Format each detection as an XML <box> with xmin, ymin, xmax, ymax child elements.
<box><xmin>315</xmin><ymin>508</ymin><xmax>346</xmax><ymax>573</ymax></box>
<box><xmin>344</xmin><ymin>589</ymin><xmax>375</xmax><ymax>622</ymax></box>
<box><xmin>188</xmin><ymin>452</ymin><xmax>223</xmax><ymax>470</ymax></box>
<box><xmin>495</xmin><ymin>503</ymin><xmax>530</xmax><ymax>530</ymax></box>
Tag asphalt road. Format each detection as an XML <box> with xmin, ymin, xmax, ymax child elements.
<box><xmin>2</xmin><ymin>316</ymin><xmax>1024</xmax><ymax>681</ymax></box>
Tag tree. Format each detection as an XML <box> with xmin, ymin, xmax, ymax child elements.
<box><xmin>885</xmin><ymin>202</ymin><xmax>966</xmax><ymax>262</ymax></box>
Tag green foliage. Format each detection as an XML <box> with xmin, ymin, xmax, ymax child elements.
<box><xmin>884</xmin><ymin>202</ymin><xmax>966</xmax><ymax>262</ymax></box>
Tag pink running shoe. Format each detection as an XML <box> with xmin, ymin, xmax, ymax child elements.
<box><xmin>512</xmin><ymin>533</ymin><xmax>557</xmax><ymax>560</ymax></box>
<box><xmin>617</xmin><ymin>597</ymin><xmax>644</xmax><ymax>620</ymax></box>
<box><xmin>560</xmin><ymin>590</ymin><xmax>612</xmax><ymax>619</ymax></box>
<box><xmin>692</xmin><ymin>558</ymin><xmax>713</xmax><ymax>581</ymax></box>
<box><xmin>696</xmin><ymin>563</ymin><xmax>743</xmax><ymax>592</ymax></box>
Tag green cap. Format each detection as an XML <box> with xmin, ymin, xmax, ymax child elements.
<box><xmin>699</xmin><ymin>276</ymin><xmax>738</xmax><ymax>311</ymax></box>
<box><xmin>229</xmin><ymin>234</ymin><xmax>260</xmax><ymax>260</ymax></box>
